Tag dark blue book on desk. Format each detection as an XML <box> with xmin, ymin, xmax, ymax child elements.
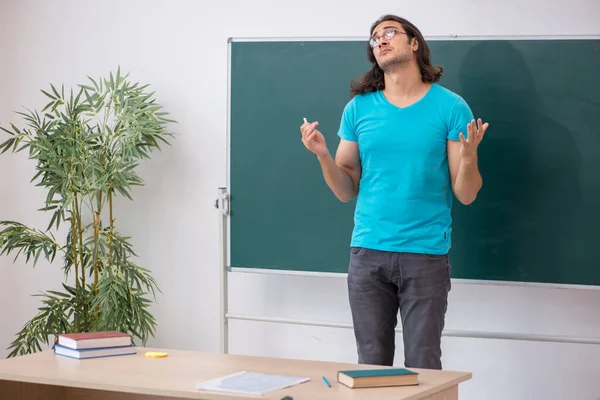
<box><xmin>337</xmin><ymin>367</ymin><xmax>419</xmax><ymax>388</ymax></box>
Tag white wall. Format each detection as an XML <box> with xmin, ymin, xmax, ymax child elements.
<box><xmin>1</xmin><ymin>1</ymin><xmax>599</xmax><ymax>399</ymax></box>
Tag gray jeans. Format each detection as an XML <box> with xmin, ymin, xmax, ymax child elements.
<box><xmin>347</xmin><ymin>247</ymin><xmax>451</xmax><ymax>370</ymax></box>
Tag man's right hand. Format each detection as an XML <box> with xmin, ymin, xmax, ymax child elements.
<box><xmin>299</xmin><ymin>118</ymin><xmax>361</xmax><ymax>203</ymax></box>
<box><xmin>300</xmin><ymin>119</ymin><xmax>329</xmax><ymax>158</ymax></box>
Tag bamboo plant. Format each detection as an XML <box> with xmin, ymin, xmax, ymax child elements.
<box><xmin>0</xmin><ymin>68</ymin><xmax>175</xmax><ymax>357</ymax></box>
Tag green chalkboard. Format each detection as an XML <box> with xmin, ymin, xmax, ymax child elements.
<box><xmin>229</xmin><ymin>38</ymin><xmax>600</xmax><ymax>286</ymax></box>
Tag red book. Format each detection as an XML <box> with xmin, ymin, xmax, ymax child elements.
<box><xmin>57</xmin><ymin>331</ymin><xmax>132</xmax><ymax>350</ymax></box>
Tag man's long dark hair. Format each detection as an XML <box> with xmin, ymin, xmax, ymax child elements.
<box><xmin>350</xmin><ymin>15</ymin><xmax>443</xmax><ymax>98</ymax></box>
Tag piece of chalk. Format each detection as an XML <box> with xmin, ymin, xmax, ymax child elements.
<box><xmin>145</xmin><ymin>351</ymin><xmax>168</xmax><ymax>358</ymax></box>
<box><xmin>303</xmin><ymin>118</ymin><xmax>307</xmax><ymax>123</ymax></box>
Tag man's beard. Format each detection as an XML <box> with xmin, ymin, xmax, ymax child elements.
<box><xmin>379</xmin><ymin>52</ymin><xmax>412</xmax><ymax>72</ymax></box>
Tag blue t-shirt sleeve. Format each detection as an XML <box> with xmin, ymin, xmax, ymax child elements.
<box><xmin>337</xmin><ymin>99</ymin><xmax>358</xmax><ymax>142</ymax></box>
<box><xmin>447</xmin><ymin>97</ymin><xmax>474</xmax><ymax>141</ymax></box>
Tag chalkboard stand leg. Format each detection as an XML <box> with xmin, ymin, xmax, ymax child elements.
<box><xmin>216</xmin><ymin>187</ymin><xmax>230</xmax><ymax>353</ymax></box>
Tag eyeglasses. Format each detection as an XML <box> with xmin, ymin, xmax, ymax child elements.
<box><xmin>369</xmin><ymin>28</ymin><xmax>408</xmax><ymax>48</ymax></box>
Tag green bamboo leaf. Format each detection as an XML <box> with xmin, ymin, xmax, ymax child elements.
<box><xmin>51</xmin><ymin>100</ymin><xmax>64</xmax><ymax>113</ymax></box>
<box><xmin>15</xmin><ymin>142</ymin><xmax>29</xmax><ymax>153</ymax></box>
<box><xmin>0</xmin><ymin>125</ymin><xmax>15</xmax><ymax>136</ymax></box>
<box><xmin>62</xmin><ymin>283</ymin><xmax>77</xmax><ymax>296</ymax></box>
<box><xmin>157</xmin><ymin>116</ymin><xmax>177</xmax><ymax>124</ymax></box>
<box><xmin>41</xmin><ymin>101</ymin><xmax>54</xmax><ymax>113</ymax></box>
<box><xmin>10</xmin><ymin>123</ymin><xmax>22</xmax><ymax>135</ymax></box>
<box><xmin>0</xmin><ymin>138</ymin><xmax>15</xmax><ymax>154</ymax></box>
<box><xmin>41</xmin><ymin>89</ymin><xmax>57</xmax><ymax>100</ymax></box>
<box><xmin>50</xmin><ymin>84</ymin><xmax>61</xmax><ymax>99</ymax></box>
<box><xmin>68</xmin><ymin>87</ymin><xmax>74</xmax><ymax>112</ymax></box>
<box><xmin>87</xmin><ymin>76</ymin><xmax>99</xmax><ymax>90</ymax></box>
<box><xmin>116</xmin><ymin>66</ymin><xmax>121</xmax><ymax>87</ymax></box>
<box><xmin>15</xmin><ymin>109</ymin><xmax>33</xmax><ymax>119</ymax></box>
<box><xmin>33</xmin><ymin>248</ymin><xmax>43</xmax><ymax>266</ymax></box>
<box><xmin>47</xmin><ymin>211</ymin><xmax>59</xmax><ymax>231</ymax></box>
<box><xmin>47</xmin><ymin>290</ymin><xmax>70</xmax><ymax>298</ymax></box>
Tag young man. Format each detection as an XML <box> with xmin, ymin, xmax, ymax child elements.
<box><xmin>300</xmin><ymin>15</ymin><xmax>488</xmax><ymax>370</ymax></box>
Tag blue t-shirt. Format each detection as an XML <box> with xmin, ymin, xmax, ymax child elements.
<box><xmin>337</xmin><ymin>83</ymin><xmax>473</xmax><ymax>255</ymax></box>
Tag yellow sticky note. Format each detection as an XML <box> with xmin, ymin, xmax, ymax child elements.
<box><xmin>145</xmin><ymin>351</ymin><xmax>168</xmax><ymax>358</ymax></box>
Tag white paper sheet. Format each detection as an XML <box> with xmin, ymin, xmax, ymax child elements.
<box><xmin>196</xmin><ymin>370</ymin><xmax>310</xmax><ymax>395</ymax></box>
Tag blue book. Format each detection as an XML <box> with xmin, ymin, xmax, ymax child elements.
<box><xmin>53</xmin><ymin>344</ymin><xmax>136</xmax><ymax>360</ymax></box>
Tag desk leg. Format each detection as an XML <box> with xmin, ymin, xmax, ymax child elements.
<box><xmin>423</xmin><ymin>384</ymin><xmax>458</xmax><ymax>400</ymax></box>
<box><xmin>0</xmin><ymin>380</ymin><xmax>66</xmax><ymax>400</ymax></box>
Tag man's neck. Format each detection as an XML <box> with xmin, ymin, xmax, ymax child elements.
<box><xmin>382</xmin><ymin>63</ymin><xmax>426</xmax><ymax>99</ymax></box>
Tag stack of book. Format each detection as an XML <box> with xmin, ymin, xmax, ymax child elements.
<box><xmin>53</xmin><ymin>331</ymin><xmax>136</xmax><ymax>359</ymax></box>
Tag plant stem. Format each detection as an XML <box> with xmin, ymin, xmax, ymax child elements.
<box><xmin>92</xmin><ymin>190</ymin><xmax>103</xmax><ymax>328</ymax></box>
<box><xmin>74</xmin><ymin>195</ymin><xmax>88</xmax><ymax>330</ymax></box>
<box><xmin>70</xmin><ymin>212</ymin><xmax>79</xmax><ymax>289</ymax></box>
<box><xmin>94</xmin><ymin>191</ymin><xmax>102</xmax><ymax>292</ymax></box>
<box><xmin>70</xmin><ymin>204</ymin><xmax>80</xmax><ymax>331</ymax></box>
<box><xmin>74</xmin><ymin>198</ymin><xmax>85</xmax><ymax>288</ymax></box>
<box><xmin>109</xmin><ymin>189</ymin><xmax>114</xmax><ymax>265</ymax></box>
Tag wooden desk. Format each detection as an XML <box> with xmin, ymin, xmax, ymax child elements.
<box><xmin>0</xmin><ymin>347</ymin><xmax>471</xmax><ymax>399</ymax></box>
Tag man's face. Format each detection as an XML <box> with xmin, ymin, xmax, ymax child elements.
<box><xmin>370</xmin><ymin>20</ymin><xmax>417</xmax><ymax>71</ymax></box>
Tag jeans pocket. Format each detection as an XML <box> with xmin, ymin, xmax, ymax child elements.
<box><xmin>401</xmin><ymin>253</ymin><xmax>450</xmax><ymax>299</ymax></box>
<box><xmin>350</xmin><ymin>246</ymin><xmax>366</xmax><ymax>256</ymax></box>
